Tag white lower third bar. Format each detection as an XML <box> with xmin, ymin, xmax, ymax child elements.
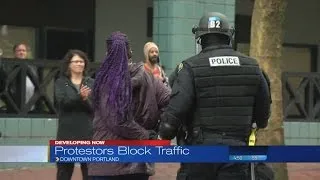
<box><xmin>0</xmin><ymin>146</ymin><xmax>48</xmax><ymax>162</ymax></box>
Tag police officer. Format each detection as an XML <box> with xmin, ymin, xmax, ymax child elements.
<box><xmin>159</xmin><ymin>12</ymin><xmax>271</xmax><ymax>180</ymax></box>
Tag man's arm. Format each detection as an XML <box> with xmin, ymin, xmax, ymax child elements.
<box><xmin>106</xmin><ymin>117</ymin><xmax>151</xmax><ymax>140</ymax></box>
<box><xmin>99</xmin><ymin>93</ymin><xmax>150</xmax><ymax>140</ymax></box>
<box><xmin>159</xmin><ymin>62</ymin><xmax>195</xmax><ymax>140</ymax></box>
<box><xmin>252</xmin><ymin>71</ymin><xmax>271</xmax><ymax>129</ymax></box>
<box><xmin>155</xmin><ymin>77</ymin><xmax>171</xmax><ymax>110</ymax></box>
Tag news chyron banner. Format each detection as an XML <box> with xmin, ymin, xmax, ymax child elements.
<box><xmin>2</xmin><ymin>140</ymin><xmax>320</xmax><ymax>162</ymax></box>
<box><xmin>50</xmin><ymin>140</ymin><xmax>193</xmax><ymax>163</ymax></box>
<box><xmin>49</xmin><ymin>140</ymin><xmax>320</xmax><ymax>163</ymax></box>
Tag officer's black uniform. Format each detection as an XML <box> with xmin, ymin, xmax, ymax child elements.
<box><xmin>169</xmin><ymin>66</ymin><xmax>178</xmax><ymax>88</ymax></box>
<box><xmin>159</xmin><ymin>12</ymin><xmax>271</xmax><ymax>180</ymax></box>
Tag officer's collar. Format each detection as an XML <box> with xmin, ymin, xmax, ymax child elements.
<box><xmin>201</xmin><ymin>45</ymin><xmax>232</xmax><ymax>53</ymax></box>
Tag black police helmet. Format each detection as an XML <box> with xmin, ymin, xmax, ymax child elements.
<box><xmin>192</xmin><ymin>12</ymin><xmax>234</xmax><ymax>39</ymax></box>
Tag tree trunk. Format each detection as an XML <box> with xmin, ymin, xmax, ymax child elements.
<box><xmin>249</xmin><ymin>0</ymin><xmax>288</xmax><ymax>180</ymax></box>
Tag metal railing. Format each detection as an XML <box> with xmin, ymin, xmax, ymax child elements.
<box><xmin>0</xmin><ymin>58</ymin><xmax>100</xmax><ymax>118</ymax></box>
<box><xmin>1</xmin><ymin>58</ymin><xmax>319</xmax><ymax>122</ymax></box>
<box><xmin>282</xmin><ymin>72</ymin><xmax>320</xmax><ymax>122</ymax></box>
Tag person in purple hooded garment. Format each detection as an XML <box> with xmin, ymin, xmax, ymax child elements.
<box><xmin>88</xmin><ymin>32</ymin><xmax>171</xmax><ymax>180</ymax></box>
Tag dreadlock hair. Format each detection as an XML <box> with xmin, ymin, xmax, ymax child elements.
<box><xmin>93</xmin><ymin>31</ymin><xmax>132</xmax><ymax>123</ymax></box>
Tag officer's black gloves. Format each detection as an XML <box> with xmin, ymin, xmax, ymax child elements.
<box><xmin>147</xmin><ymin>130</ymin><xmax>158</xmax><ymax>140</ymax></box>
<box><xmin>159</xmin><ymin>122</ymin><xmax>177</xmax><ymax>140</ymax></box>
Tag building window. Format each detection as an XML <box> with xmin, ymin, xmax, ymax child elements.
<box><xmin>0</xmin><ymin>25</ymin><xmax>36</xmax><ymax>58</ymax></box>
<box><xmin>43</xmin><ymin>28</ymin><xmax>93</xmax><ymax>61</ymax></box>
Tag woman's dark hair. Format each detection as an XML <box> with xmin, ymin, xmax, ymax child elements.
<box><xmin>61</xmin><ymin>49</ymin><xmax>89</xmax><ymax>78</ymax></box>
<box><xmin>93</xmin><ymin>31</ymin><xmax>132</xmax><ymax>123</ymax></box>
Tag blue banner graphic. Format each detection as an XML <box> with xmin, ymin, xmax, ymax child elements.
<box><xmin>49</xmin><ymin>145</ymin><xmax>320</xmax><ymax>163</ymax></box>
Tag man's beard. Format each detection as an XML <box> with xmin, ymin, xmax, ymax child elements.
<box><xmin>149</xmin><ymin>56</ymin><xmax>158</xmax><ymax>64</ymax></box>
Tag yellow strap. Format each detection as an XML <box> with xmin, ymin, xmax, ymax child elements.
<box><xmin>248</xmin><ymin>128</ymin><xmax>257</xmax><ymax>146</ymax></box>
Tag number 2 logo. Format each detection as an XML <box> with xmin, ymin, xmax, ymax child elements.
<box><xmin>209</xmin><ymin>20</ymin><xmax>221</xmax><ymax>28</ymax></box>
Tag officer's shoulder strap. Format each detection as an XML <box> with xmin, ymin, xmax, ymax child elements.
<box><xmin>175</xmin><ymin>60</ymin><xmax>195</xmax><ymax>92</ymax></box>
<box><xmin>178</xmin><ymin>60</ymin><xmax>193</xmax><ymax>72</ymax></box>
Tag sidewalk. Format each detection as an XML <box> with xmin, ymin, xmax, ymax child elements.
<box><xmin>0</xmin><ymin>163</ymin><xmax>320</xmax><ymax>180</ymax></box>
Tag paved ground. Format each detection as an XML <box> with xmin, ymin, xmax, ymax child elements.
<box><xmin>0</xmin><ymin>163</ymin><xmax>320</xmax><ymax>180</ymax></box>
